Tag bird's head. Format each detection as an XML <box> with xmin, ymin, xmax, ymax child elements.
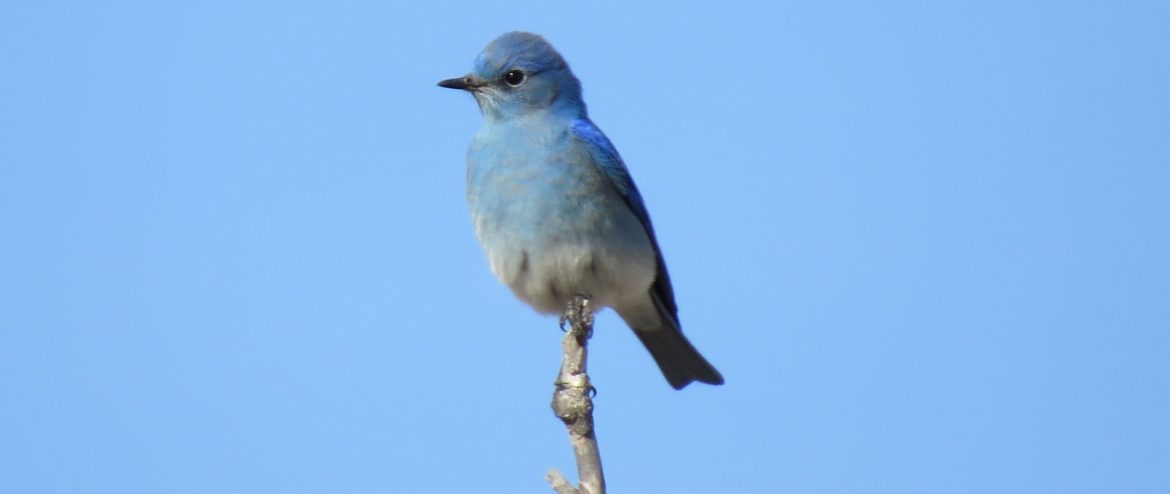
<box><xmin>439</xmin><ymin>32</ymin><xmax>585</xmax><ymax>120</ymax></box>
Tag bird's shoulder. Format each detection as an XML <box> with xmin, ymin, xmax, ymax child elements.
<box><xmin>567</xmin><ymin>118</ymin><xmax>657</xmax><ymax>233</ymax></box>
<box><xmin>567</xmin><ymin>119</ymin><xmax>637</xmax><ymax>199</ymax></box>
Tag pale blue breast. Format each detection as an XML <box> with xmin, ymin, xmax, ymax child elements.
<box><xmin>466</xmin><ymin>114</ymin><xmax>656</xmax><ymax>314</ymax></box>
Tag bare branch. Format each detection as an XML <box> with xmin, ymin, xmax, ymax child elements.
<box><xmin>547</xmin><ymin>296</ymin><xmax>606</xmax><ymax>494</ymax></box>
<box><xmin>546</xmin><ymin>468</ymin><xmax>577</xmax><ymax>494</ymax></box>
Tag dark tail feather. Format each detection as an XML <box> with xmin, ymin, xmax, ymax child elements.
<box><xmin>633</xmin><ymin>325</ymin><xmax>724</xmax><ymax>389</ymax></box>
<box><xmin>616</xmin><ymin>290</ymin><xmax>723</xmax><ymax>389</ymax></box>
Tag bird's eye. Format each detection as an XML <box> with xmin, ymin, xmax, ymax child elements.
<box><xmin>503</xmin><ymin>69</ymin><xmax>526</xmax><ymax>87</ymax></box>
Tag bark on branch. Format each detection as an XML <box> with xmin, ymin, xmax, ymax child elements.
<box><xmin>546</xmin><ymin>296</ymin><xmax>606</xmax><ymax>494</ymax></box>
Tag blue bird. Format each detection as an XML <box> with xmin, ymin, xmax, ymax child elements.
<box><xmin>439</xmin><ymin>32</ymin><xmax>722</xmax><ymax>389</ymax></box>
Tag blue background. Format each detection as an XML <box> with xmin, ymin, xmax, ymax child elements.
<box><xmin>3</xmin><ymin>1</ymin><xmax>1168</xmax><ymax>492</ymax></box>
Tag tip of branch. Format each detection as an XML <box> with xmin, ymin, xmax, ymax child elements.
<box><xmin>546</xmin><ymin>468</ymin><xmax>578</xmax><ymax>494</ymax></box>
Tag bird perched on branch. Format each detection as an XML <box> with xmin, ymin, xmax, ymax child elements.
<box><xmin>439</xmin><ymin>32</ymin><xmax>723</xmax><ymax>389</ymax></box>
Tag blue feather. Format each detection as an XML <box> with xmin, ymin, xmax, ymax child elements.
<box><xmin>569</xmin><ymin>118</ymin><xmax>680</xmax><ymax>319</ymax></box>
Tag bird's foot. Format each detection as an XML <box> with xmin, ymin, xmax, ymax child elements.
<box><xmin>559</xmin><ymin>295</ymin><xmax>594</xmax><ymax>338</ymax></box>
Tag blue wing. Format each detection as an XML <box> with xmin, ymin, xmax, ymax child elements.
<box><xmin>569</xmin><ymin>118</ymin><xmax>680</xmax><ymax>320</ymax></box>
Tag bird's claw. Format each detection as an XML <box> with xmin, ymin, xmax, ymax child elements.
<box><xmin>560</xmin><ymin>295</ymin><xmax>593</xmax><ymax>336</ymax></box>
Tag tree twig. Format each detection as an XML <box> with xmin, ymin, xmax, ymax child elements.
<box><xmin>546</xmin><ymin>296</ymin><xmax>606</xmax><ymax>494</ymax></box>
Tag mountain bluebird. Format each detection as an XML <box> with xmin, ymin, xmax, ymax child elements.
<box><xmin>439</xmin><ymin>32</ymin><xmax>722</xmax><ymax>389</ymax></box>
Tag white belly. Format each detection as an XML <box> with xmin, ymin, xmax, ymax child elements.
<box><xmin>483</xmin><ymin>238</ymin><xmax>657</xmax><ymax>314</ymax></box>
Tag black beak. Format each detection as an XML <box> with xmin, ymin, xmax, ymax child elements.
<box><xmin>437</xmin><ymin>75</ymin><xmax>483</xmax><ymax>91</ymax></box>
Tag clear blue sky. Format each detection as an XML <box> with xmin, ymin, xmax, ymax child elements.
<box><xmin>3</xmin><ymin>1</ymin><xmax>1168</xmax><ymax>492</ymax></box>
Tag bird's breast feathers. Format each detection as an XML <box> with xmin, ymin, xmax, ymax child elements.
<box><xmin>466</xmin><ymin>122</ymin><xmax>656</xmax><ymax>313</ymax></box>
